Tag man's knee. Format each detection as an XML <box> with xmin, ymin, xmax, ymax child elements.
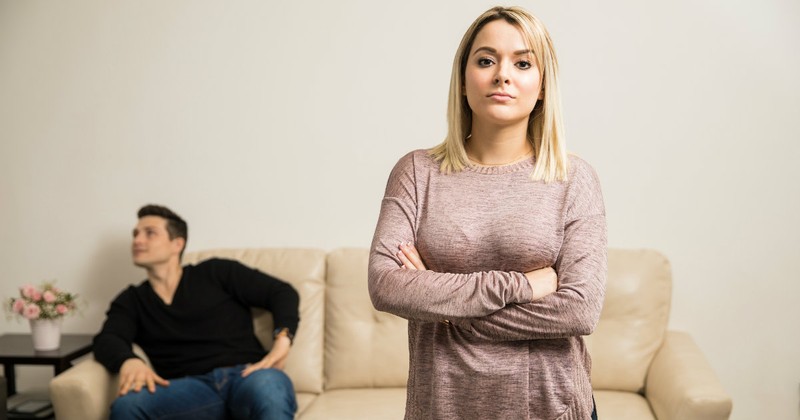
<box><xmin>231</xmin><ymin>369</ymin><xmax>296</xmax><ymax>419</ymax></box>
<box><xmin>110</xmin><ymin>394</ymin><xmax>145</xmax><ymax>420</ymax></box>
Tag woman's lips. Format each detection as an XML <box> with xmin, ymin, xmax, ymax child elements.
<box><xmin>488</xmin><ymin>92</ymin><xmax>514</xmax><ymax>102</ymax></box>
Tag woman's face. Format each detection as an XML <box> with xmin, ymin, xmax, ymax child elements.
<box><xmin>464</xmin><ymin>20</ymin><xmax>542</xmax><ymax>127</ymax></box>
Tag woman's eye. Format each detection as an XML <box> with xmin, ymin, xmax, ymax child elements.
<box><xmin>477</xmin><ymin>58</ymin><xmax>494</xmax><ymax>67</ymax></box>
<box><xmin>516</xmin><ymin>60</ymin><xmax>532</xmax><ymax>70</ymax></box>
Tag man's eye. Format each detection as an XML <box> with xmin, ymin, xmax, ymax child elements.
<box><xmin>478</xmin><ymin>58</ymin><xmax>494</xmax><ymax>67</ymax></box>
<box><xmin>517</xmin><ymin>61</ymin><xmax>532</xmax><ymax>70</ymax></box>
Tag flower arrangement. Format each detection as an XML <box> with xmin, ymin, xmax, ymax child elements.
<box><xmin>7</xmin><ymin>282</ymin><xmax>78</xmax><ymax>320</ymax></box>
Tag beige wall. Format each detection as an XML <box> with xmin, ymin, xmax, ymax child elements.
<box><xmin>1</xmin><ymin>1</ymin><xmax>798</xmax><ymax>418</ymax></box>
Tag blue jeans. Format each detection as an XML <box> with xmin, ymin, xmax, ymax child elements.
<box><xmin>110</xmin><ymin>365</ymin><xmax>296</xmax><ymax>420</ymax></box>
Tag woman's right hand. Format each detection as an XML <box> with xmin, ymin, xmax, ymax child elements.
<box><xmin>524</xmin><ymin>267</ymin><xmax>558</xmax><ymax>301</ymax></box>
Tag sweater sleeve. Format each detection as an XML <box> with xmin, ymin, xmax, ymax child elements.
<box><xmin>93</xmin><ymin>287</ymin><xmax>141</xmax><ymax>373</ymax></box>
<box><xmin>368</xmin><ymin>151</ymin><xmax>533</xmax><ymax>322</ymax></box>
<box><xmin>452</xmin><ymin>161</ymin><xmax>608</xmax><ymax>340</ymax></box>
<box><xmin>214</xmin><ymin>259</ymin><xmax>300</xmax><ymax>338</ymax></box>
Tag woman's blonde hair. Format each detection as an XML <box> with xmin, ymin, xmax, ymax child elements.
<box><xmin>430</xmin><ymin>6</ymin><xmax>568</xmax><ymax>182</ymax></box>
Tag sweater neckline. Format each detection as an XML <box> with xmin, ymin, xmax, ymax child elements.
<box><xmin>464</xmin><ymin>156</ymin><xmax>535</xmax><ymax>174</ymax></box>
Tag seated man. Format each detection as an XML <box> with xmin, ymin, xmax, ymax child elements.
<box><xmin>94</xmin><ymin>204</ymin><xmax>299</xmax><ymax>420</ymax></box>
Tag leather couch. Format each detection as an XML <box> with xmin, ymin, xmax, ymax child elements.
<box><xmin>49</xmin><ymin>248</ymin><xmax>732</xmax><ymax>419</ymax></box>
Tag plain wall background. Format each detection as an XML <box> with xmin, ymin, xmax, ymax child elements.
<box><xmin>1</xmin><ymin>1</ymin><xmax>798</xmax><ymax>418</ymax></box>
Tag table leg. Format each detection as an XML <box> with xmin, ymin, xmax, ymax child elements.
<box><xmin>54</xmin><ymin>359</ymin><xmax>71</xmax><ymax>376</ymax></box>
<box><xmin>2</xmin><ymin>363</ymin><xmax>14</xmax><ymax>396</ymax></box>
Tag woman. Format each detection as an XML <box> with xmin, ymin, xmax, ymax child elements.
<box><xmin>368</xmin><ymin>6</ymin><xmax>606</xmax><ymax>420</ymax></box>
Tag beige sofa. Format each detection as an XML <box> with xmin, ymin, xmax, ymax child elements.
<box><xmin>49</xmin><ymin>248</ymin><xmax>732</xmax><ymax>419</ymax></box>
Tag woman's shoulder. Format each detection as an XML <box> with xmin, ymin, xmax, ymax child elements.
<box><xmin>565</xmin><ymin>153</ymin><xmax>605</xmax><ymax>215</ymax></box>
<box><xmin>391</xmin><ymin>148</ymin><xmax>438</xmax><ymax>172</ymax></box>
<box><xmin>567</xmin><ymin>153</ymin><xmax>600</xmax><ymax>183</ymax></box>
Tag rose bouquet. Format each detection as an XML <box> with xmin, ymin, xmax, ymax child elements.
<box><xmin>7</xmin><ymin>282</ymin><xmax>78</xmax><ymax>320</ymax></box>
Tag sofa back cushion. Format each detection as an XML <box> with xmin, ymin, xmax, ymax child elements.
<box><xmin>324</xmin><ymin>248</ymin><xmax>409</xmax><ymax>390</ymax></box>
<box><xmin>182</xmin><ymin>248</ymin><xmax>326</xmax><ymax>394</ymax></box>
<box><xmin>586</xmin><ymin>249</ymin><xmax>672</xmax><ymax>393</ymax></box>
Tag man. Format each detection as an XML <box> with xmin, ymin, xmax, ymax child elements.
<box><xmin>94</xmin><ymin>205</ymin><xmax>299</xmax><ymax>419</ymax></box>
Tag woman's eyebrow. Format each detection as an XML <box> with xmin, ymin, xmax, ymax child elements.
<box><xmin>472</xmin><ymin>46</ymin><xmax>532</xmax><ymax>56</ymax></box>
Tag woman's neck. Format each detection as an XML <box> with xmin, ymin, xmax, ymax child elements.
<box><xmin>466</xmin><ymin>120</ymin><xmax>532</xmax><ymax>166</ymax></box>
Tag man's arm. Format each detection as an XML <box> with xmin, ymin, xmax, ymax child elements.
<box><xmin>93</xmin><ymin>287</ymin><xmax>169</xmax><ymax>394</ymax></box>
<box><xmin>213</xmin><ymin>259</ymin><xmax>300</xmax><ymax>375</ymax></box>
<box><xmin>93</xmin><ymin>287</ymin><xmax>140</xmax><ymax>373</ymax></box>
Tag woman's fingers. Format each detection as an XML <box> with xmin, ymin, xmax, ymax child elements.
<box><xmin>396</xmin><ymin>242</ymin><xmax>428</xmax><ymax>270</ymax></box>
<box><xmin>400</xmin><ymin>242</ymin><xmax>427</xmax><ymax>270</ymax></box>
<box><xmin>397</xmin><ymin>249</ymin><xmax>415</xmax><ymax>270</ymax></box>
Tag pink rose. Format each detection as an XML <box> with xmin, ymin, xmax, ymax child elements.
<box><xmin>20</xmin><ymin>285</ymin><xmax>36</xmax><ymax>298</ymax></box>
<box><xmin>23</xmin><ymin>304</ymin><xmax>41</xmax><ymax>320</ymax></box>
<box><xmin>12</xmin><ymin>299</ymin><xmax>25</xmax><ymax>314</ymax></box>
<box><xmin>43</xmin><ymin>291</ymin><xmax>56</xmax><ymax>303</ymax></box>
<box><xmin>32</xmin><ymin>291</ymin><xmax>42</xmax><ymax>302</ymax></box>
<box><xmin>56</xmin><ymin>304</ymin><xmax>69</xmax><ymax>315</ymax></box>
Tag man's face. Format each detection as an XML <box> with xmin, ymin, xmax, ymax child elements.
<box><xmin>131</xmin><ymin>216</ymin><xmax>183</xmax><ymax>268</ymax></box>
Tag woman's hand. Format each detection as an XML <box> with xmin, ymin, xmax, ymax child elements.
<box><xmin>397</xmin><ymin>242</ymin><xmax>427</xmax><ymax>270</ymax></box>
<box><xmin>524</xmin><ymin>267</ymin><xmax>558</xmax><ymax>301</ymax></box>
<box><xmin>118</xmin><ymin>357</ymin><xmax>170</xmax><ymax>396</ymax></box>
<box><xmin>241</xmin><ymin>334</ymin><xmax>291</xmax><ymax>377</ymax></box>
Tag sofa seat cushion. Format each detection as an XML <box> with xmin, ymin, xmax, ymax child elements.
<box><xmin>298</xmin><ymin>388</ymin><xmax>406</xmax><ymax>420</ymax></box>
<box><xmin>295</xmin><ymin>393</ymin><xmax>318</xmax><ymax>418</ymax></box>
<box><xmin>594</xmin><ymin>390</ymin><xmax>656</xmax><ymax>420</ymax></box>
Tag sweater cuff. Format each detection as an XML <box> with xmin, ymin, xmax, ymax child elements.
<box><xmin>111</xmin><ymin>353</ymin><xmax>142</xmax><ymax>373</ymax></box>
<box><xmin>513</xmin><ymin>271</ymin><xmax>534</xmax><ymax>303</ymax></box>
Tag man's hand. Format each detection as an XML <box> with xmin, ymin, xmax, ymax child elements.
<box><xmin>241</xmin><ymin>334</ymin><xmax>292</xmax><ymax>377</ymax></box>
<box><xmin>118</xmin><ymin>358</ymin><xmax>169</xmax><ymax>396</ymax></box>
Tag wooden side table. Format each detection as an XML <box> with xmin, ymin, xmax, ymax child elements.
<box><xmin>0</xmin><ymin>334</ymin><xmax>93</xmax><ymax>397</ymax></box>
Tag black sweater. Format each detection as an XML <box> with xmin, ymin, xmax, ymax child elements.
<box><xmin>93</xmin><ymin>258</ymin><xmax>299</xmax><ymax>379</ymax></box>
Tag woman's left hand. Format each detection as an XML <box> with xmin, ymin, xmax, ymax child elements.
<box><xmin>397</xmin><ymin>242</ymin><xmax>427</xmax><ymax>270</ymax></box>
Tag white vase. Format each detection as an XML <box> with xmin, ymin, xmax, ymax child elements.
<box><xmin>29</xmin><ymin>318</ymin><xmax>62</xmax><ymax>351</ymax></box>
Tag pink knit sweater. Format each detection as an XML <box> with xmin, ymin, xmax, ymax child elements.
<box><xmin>368</xmin><ymin>149</ymin><xmax>607</xmax><ymax>420</ymax></box>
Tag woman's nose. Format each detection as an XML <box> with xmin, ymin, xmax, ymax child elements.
<box><xmin>493</xmin><ymin>66</ymin><xmax>510</xmax><ymax>85</ymax></box>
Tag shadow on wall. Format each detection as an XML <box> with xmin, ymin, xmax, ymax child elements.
<box><xmin>75</xmin><ymin>232</ymin><xmax>141</xmax><ymax>333</ymax></box>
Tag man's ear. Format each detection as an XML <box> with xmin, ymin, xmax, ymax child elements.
<box><xmin>172</xmin><ymin>237</ymin><xmax>186</xmax><ymax>255</ymax></box>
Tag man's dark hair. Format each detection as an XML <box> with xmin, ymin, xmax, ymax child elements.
<box><xmin>137</xmin><ymin>204</ymin><xmax>188</xmax><ymax>257</ymax></box>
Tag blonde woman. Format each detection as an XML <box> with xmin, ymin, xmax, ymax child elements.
<box><xmin>368</xmin><ymin>6</ymin><xmax>605</xmax><ymax>420</ymax></box>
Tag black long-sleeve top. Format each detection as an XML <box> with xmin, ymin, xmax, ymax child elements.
<box><xmin>93</xmin><ymin>258</ymin><xmax>300</xmax><ymax>379</ymax></box>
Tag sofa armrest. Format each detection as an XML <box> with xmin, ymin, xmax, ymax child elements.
<box><xmin>645</xmin><ymin>331</ymin><xmax>732</xmax><ymax>420</ymax></box>
<box><xmin>49</xmin><ymin>358</ymin><xmax>117</xmax><ymax>420</ymax></box>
